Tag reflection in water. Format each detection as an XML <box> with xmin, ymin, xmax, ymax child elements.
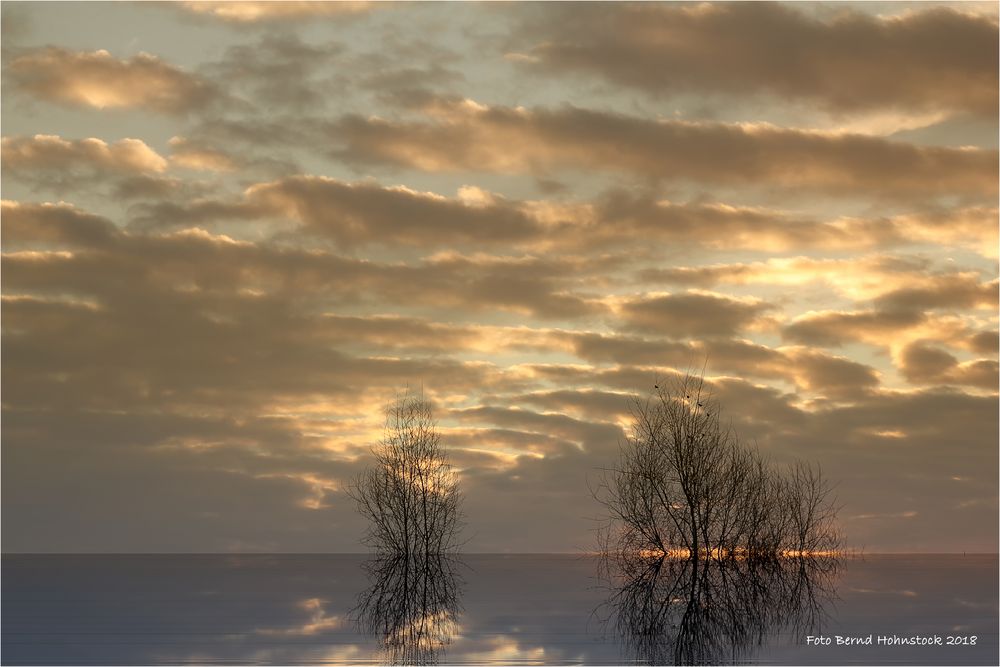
<box><xmin>354</xmin><ymin>552</ymin><xmax>464</xmax><ymax>665</ymax></box>
<box><xmin>599</xmin><ymin>553</ymin><xmax>839</xmax><ymax>665</ymax></box>
<box><xmin>256</xmin><ymin>597</ymin><xmax>344</xmax><ymax>637</ymax></box>
<box><xmin>4</xmin><ymin>554</ymin><xmax>997</xmax><ymax>665</ymax></box>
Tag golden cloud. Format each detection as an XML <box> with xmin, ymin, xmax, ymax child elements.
<box><xmin>331</xmin><ymin>99</ymin><xmax>998</xmax><ymax>199</ymax></box>
<box><xmin>180</xmin><ymin>1</ymin><xmax>372</xmax><ymax>22</ymax></box>
<box><xmin>8</xmin><ymin>48</ymin><xmax>217</xmax><ymax>113</ymax></box>
<box><xmin>2</xmin><ymin>134</ymin><xmax>168</xmax><ymax>174</ymax></box>
<box><xmin>168</xmin><ymin>137</ymin><xmax>239</xmax><ymax>172</ymax></box>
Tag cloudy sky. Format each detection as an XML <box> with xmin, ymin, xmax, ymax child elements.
<box><xmin>2</xmin><ymin>1</ymin><xmax>997</xmax><ymax>553</ymax></box>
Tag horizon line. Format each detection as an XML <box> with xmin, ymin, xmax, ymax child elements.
<box><xmin>4</xmin><ymin>551</ymin><xmax>998</xmax><ymax>556</ymax></box>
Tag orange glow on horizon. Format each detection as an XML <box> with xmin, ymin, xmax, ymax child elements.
<box><xmin>634</xmin><ymin>547</ymin><xmax>843</xmax><ymax>560</ymax></box>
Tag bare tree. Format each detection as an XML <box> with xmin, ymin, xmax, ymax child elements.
<box><xmin>349</xmin><ymin>391</ymin><xmax>463</xmax><ymax>556</ymax></box>
<box><xmin>784</xmin><ymin>460</ymin><xmax>841</xmax><ymax>555</ymax></box>
<box><xmin>595</xmin><ymin>372</ymin><xmax>840</xmax><ymax>561</ymax></box>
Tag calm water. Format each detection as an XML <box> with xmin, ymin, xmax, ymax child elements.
<box><xmin>2</xmin><ymin>554</ymin><xmax>997</xmax><ymax>665</ymax></box>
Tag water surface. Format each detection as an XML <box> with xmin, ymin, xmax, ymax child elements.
<box><xmin>3</xmin><ymin>554</ymin><xmax>996</xmax><ymax>665</ymax></box>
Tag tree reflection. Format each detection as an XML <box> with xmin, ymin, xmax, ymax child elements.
<box><xmin>354</xmin><ymin>552</ymin><xmax>463</xmax><ymax>665</ymax></box>
<box><xmin>598</xmin><ymin>551</ymin><xmax>839</xmax><ymax>665</ymax></box>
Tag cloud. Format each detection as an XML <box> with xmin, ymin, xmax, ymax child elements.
<box><xmin>899</xmin><ymin>342</ymin><xmax>998</xmax><ymax>389</ymax></box>
<box><xmin>203</xmin><ymin>33</ymin><xmax>344</xmax><ymax>112</ymax></box>
<box><xmin>644</xmin><ymin>256</ymin><xmax>897</xmax><ymax>288</ymax></box>
<box><xmin>617</xmin><ymin>291</ymin><xmax>772</xmax><ymax>338</ymax></box>
<box><xmin>8</xmin><ymin>47</ymin><xmax>217</xmax><ymax>113</ymax></box>
<box><xmin>969</xmin><ymin>331</ymin><xmax>999</xmax><ymax>355</ymax></box>
<box><xmin>121</xmin><ymin>175</ymin><xmax>1000</xmax><ymax>255</ymax></box>
<box><xmin>60</xmin><ymin>168</ymin><xmax>993</xmax><ymax>268</ymax></box>
<box><xmin>443</xmin><ymin>427</ymin><xmax>578</xmax><ymax>461</ymax></box>
<box><xmin>1</xmin><ymin>205</ymin><xmax>615</xmax><ymax>418</ymax></box>
<box><xmin>517</xmin><ymin>2</ymin><xmax>999</xmax><ymax>117</ymax></box>
<box><xmin>29</xmin><ymin>234</ymin><xmax>598</xmax><ymax>321</ymax></box>
<box><xmin>126</xmin><ymin>199</ymin><xmax>268</xmax><ymax>232</ymax></box>
<box><xmin>312</xmin><ymin>315</ymin><xmax>482</xmax><ymax>354</ymax></box>
<box><xmin>559</xmin><ymin>334</ymin><xmax>778</xmax><ymax>381</ymax></box>
<box><xmin>168</xmin><ymin>136</ymin><xmax>239</xmax><ymax>172</ymax></box>
<box><xmin>557</xmin><ymin>332</ymin><xmax>697</xmax><ymax>368</ymax></box>
<box><xmin>112</xmin><ymin>175</ymin><xmax>191</xmax><ymax>201</ymax></box>
<box><xmin>449</xmin><ymin>405</ymin><xmax>623</xmax><ymax>457</ymax></box>
<box><xmin>1</xmin><ymin>200</ymin><xmax>118</xmax><ymax>249</ymax></box>
<box><xmin>782</xmin><ymin>347</ymin><xmax>881</xmax><ymax>399</ymax></box>
<box><xmin>1</xmin><ymin>283</ymin><xmax>504</xmax><ymax>424</ymax></box>
<box><xmin>329</xmin><ymin>98</ymin><xmax>997</xmax><ymax>199</ymax></box>
<box><xmin>551</xmin><ymin>332</ymin><xmax>881</xmax><ymax>399</ymax></box>
<box><xmin>1</xmin><ymin>408</ymin><xmax>369</xmax><ymax>552</ymax></box>
<box><xmin>603</xmin><ymin>195</ymin><xmax>999</xmax><ymax>256</ymax></box>
<box><xmin>873</xmin><ymin>276</ymin><xmax>998</xmax><ymax>311</ymax></box>
<box><xmin>508</xmin><ymin>389</ymin><xmax>635</xmax><ymax>424</ymax></box>
<box><xmin>2</xmin><ymin>134</ymin><xmax>167</xmax><ymax>175</ymax></box>
<box><xmin>4</xmin><ymin>233</ymin><xmax>527</xmax><ymax>419</ymax></box>
<box><xmin>10</xmin><ymin>193</ymin><xmax>612</xmax><ymax>322</ymax></box>
<box><xmin>245</xmin><ymin>176</ymin><xmax>542</xmax><ymax>247</ymax></box>
<box><xmin>783</xmin><ymin>309</ymin><xmax>934</xmax><ymax>347</ymax></box>
<box><xmin>179</xmin><ymin>1</ymin><xmax>373</xmax><ymax>22</ymax></box>
<box><xmin>887</xmin><ymin>207</ymin><xmax>1000</xmax><ymax>258</ymax></box>
<box><xmin>782</xmin><ymin>308</ymin><xmax>996</xmax><ymax>382</ymax></box>
<box><xmin>643</xmin><ymin>256</ymin><xmax>1000</xmax><ymax>305</ymax></box>
<box><xmin>591</xmin><ymin>194</ymin><xmax>868</xmax><ymax>253</ymax></box>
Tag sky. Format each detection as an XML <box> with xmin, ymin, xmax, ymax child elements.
<box><xmin>1</xmin><ymin>0</ymin><xmax>997</xmax><ymax>554</ymax></box>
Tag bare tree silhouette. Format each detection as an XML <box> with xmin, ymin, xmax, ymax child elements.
<box><xmin>349</xmin><ymin>391</ymin><xmax>464</xmax><ymax>556</ymax></box>
<box><xmin>594</xmin><ymin>372</ymin><xmax>840</xmax><ymax>561</ymax></box>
